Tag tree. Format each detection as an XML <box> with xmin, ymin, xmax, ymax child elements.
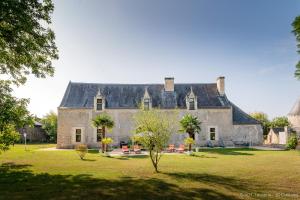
<box><xmin>133</xmin><ymin>109</ymin><xmax>177</xmax><ymax>173</ymax></box>
<box><xmin>0</xmin><ymin>0</ymin><xmax>58</xmax><ymax>85</ymax></box>
<box><xmin>0</xmin><ymin>124</ymin><xmax>20</xmax><ymax>153</ymax></box>
<box><xmin>41</xmin><ymin>111</ymin><xmax>57</xmax><ymax>142</ymax></box>
<box><xmin>270</xmin><ymin>116</ymin><xmax>290</xmax><ymax>128</ymax></box>
<box><xmin>292</xmin><ymin>16</ymin><xmax>300</xmax><ymax>79</ymax></box>
<box><xmin>250</xmin><ymin>112</ymin><xmax>270</xmax><ymax>135</ymax></box>
<box><xmin>179</xmin><ymin>114</ymin><xmax>201</xmax><ymax>152</ymax></box>
<box><xmin>92</xmin><ymin>114</ymin><xmax>114</xmax><ymax>153</ymax></box>
<box><xmin>0</xmin><ymin>81</ymin><xmax>32</xmax><ymax>153</ymax></box>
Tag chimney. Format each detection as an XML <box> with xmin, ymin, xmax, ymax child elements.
<box><xmin>164</xmin><ymin>77</ymin><xmax>174</xmax><ymax>92</ymax></box>
<box><xmin>217</xmin><ymin>76</ymin><xmax>225</xmax><ymax>96</ymax></box>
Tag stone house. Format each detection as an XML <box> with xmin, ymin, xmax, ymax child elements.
<box><xmin>57</xmin><ymin>77</ymin><xmax>263</xmax><ymax>149</ymax></box>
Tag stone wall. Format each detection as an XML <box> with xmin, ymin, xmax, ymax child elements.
<box><xmin>288</xmin><ymin>115</ymin><xmax>300</xmax><ymax>134</ymax></box>
<box><xmin>57</xmin><ymin>107</ymin><xmax>263</xmax><ymax>148</ymax></box>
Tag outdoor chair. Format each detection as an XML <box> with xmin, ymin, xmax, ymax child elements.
<box><xmin>176</xmin><ymin>144</ymin><xmax>185</xmax><ymax>153</ymax></box>
<box><xmin>122</xmin><ymin>145</ymin><xmax>130</xmax><ymax>154</ymax></box>
<box><xmin>168</xmin><ymin>144</ymin><xmax>175</xmax><ymax>153</ymax></box>
<box><xmin>133</xmin><ymin>145</ymin><xmax>141</xmax><ymax>154</ymax></box>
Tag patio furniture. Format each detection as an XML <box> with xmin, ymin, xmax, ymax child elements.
<box><xmin>133</xmin><ymin>145</ymin><xmax>141</xmax><ymax>154</ymax></box>
<box><xmin>122</xmin><ymin>145</ymin><xmax>130</xmax><ymax>154</ymax></box>
<box><xmin>168</xmin><ymin>144</ymin><xmax>175</xmax><ymax>153</ymax></box>
<box><xmin>176</xmin><ymin>144</ymin><xmax>185</xmax><ymax>153</ymax></box>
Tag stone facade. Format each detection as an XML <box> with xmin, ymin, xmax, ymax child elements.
<box><xmin>57</xmin><ymin>106</ymin><xmax>262</xmax><ymax>149</ymax></box>
<box><xmin>57</xmin><ymin>77</ymin><xmax>263</xmax><ymax>149</ymax></box>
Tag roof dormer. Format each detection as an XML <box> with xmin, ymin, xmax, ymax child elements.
<box><xmin>186</xmin><ymin>87</ymin><xmax>197</xmax><ymax>110</ymax></box>
<box><xmin>94</xmin><ymin>89</ymin><xmax>105</xmax><ymax>111</ymax></box>
<box><xmin>142</xmin><ymin>87</ymin><xmax>152</xmax><ymax>110</ymax></box>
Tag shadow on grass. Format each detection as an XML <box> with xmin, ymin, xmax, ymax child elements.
<box><xmin>164</xmin><ymin>172</ymin><xmax>262</xmax><ymax>193</ymax></box>
<box><xmin>0</xmin><ymin>162</ymin><xmax>243</xmax><ymax>200</ymax></box>
<box><xmin>88</xmin><ymin>149</ymin><xmax>100</xmax><ymax>154</ymax></box>
<box><xmin>197</xmin><ymin>148</ymin><xmax>258</xmax><ymax>156</ymax></box>
<box><xmin>190</xmin><ymin>154</ymin><xmax>217</xmax><ymax>158</ymax></box>
<box><xmin>107</xmin><ymin>155</ymin><xmax>149</xmax><ymax>160</ymax></box>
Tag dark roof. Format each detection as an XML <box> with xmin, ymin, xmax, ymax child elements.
<box><xmin>288</xmin><ymin>98</ymin><xmax>300</xmax><ymax>116</ymax></box>
<box><xmin>59</xmin><ymin>81</ymin><xmax>260</xmax><ymax>125</ymax></box>
<box><xmin>230</xmin><ymin>102</ymin><xmax>261</xmax><ymax>125</ymax></box>
<box><xmin>270</xmin><ymin>128</ymin><xmax>285</xmax><ymax>134</ymax></box>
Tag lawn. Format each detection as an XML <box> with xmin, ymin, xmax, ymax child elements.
<box><xmin>0</xmin><ymin>145</ymin><xmax>300</xmax><ymax>200</ymax></box>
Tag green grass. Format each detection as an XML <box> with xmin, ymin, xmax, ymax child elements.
<box><xmin>0</xmin><ymin>144</ymin><xmax>300</xmax><ymax>200</ymax></box>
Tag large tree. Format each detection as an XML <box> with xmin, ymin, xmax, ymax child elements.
<box><xmin>134</xmin><ymin>109</ymin><xmax>177</xmax><ymax>173</ymax></box>
<box><xmin>250</xmin><ymin>112</ymin><xmax>270</xmax><ymax>135</ymax></box>
<box><xmin>92</xmin><ymin>114</ymin><xmax>114</xmax><ymax>153</ymax></box>
<box><xmin>292</xmin><ymin>16</ymin><xmax>300</xmax><ymax>79</ymax></box>
<box><xmin>0</xmin><ymin>0</ymin><xmax>58</xmax><ymax>85</ymax></box>
<box><xmin>0</xmin><ymin>81</ymin><xmax>32</xmax><ymax>152</ymax></box>
<box><xmin>41</xmin><ymin>111</ymin><xmax>57</xmax><ymax>142</ymax></box>
<box><xmin>0</xmin><ymin>0</ymin><xmax>58</xmax><ymax>152</ymax></box>
<box><xmin>179</xmin><ymin>114</ymin><xmax>201</xmax><ymax>152</ymax></box>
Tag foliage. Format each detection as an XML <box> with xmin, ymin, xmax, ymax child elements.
<box><xmin>184</xmin><ymin>138</ymin><xmax>195</xmax><ymax>146</ymax></box>
<box><xmin>179</xmin><ymin>114</ymin><xmax>201</xmax><ymax>151</ymax></box>
<box><xmin>41</xmin><ymin>111</ymin><xmax>57</xmax><ymax>142</ymax></box>
<box><xmin>0</xmin><ymin>0</ymin><xmax>58</xmax><ymax>85</ymax></box>
<box><xmin>91</xmin><ymin>113</ymin><xmax>114</xmax><ymax>153</ymax></box>
<box><xmin>0</xmin><ymin>81</ymin><xmax>32</xmax><ymax>152</ymax></box>
<box><xmin>75</xmin><ymin>144</ymin><xmax>88</xmax><ymax>160</ymax></box>
<box><xmin>250</xmin><ymin>112</ymin><xmax>270</xmax><ymax>135</ymax></box>
<box><xmin>292</xmin><ymin>16</ymin><xmax>300</xmax><ymax>79</ymax></box>
<box><xmin>0</xmin><ymin>124</ymin><xmax>20</xmax><ymax>153</ymax></box>
<box><xmin>134</xmin><ymin>109</ymin><xmax>178</xmax><ymax>173</ymax></box>
<box><xmin>286</xmin><ymin>134</ymin><xmax>298</xmax><ymax>150</ymax></box>
<box><xmin>102</xmin><ymin>137</ymin><xmax>113</xmax><ymax>153</ymax></box>
<box><xmin>270</xmin><ymin>116</ymin><xmax>290</xmax><ymax>128</ymax></box>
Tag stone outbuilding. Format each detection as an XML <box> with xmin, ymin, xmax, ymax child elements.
<box><xmin>57</xmin><ymin>77</ymin><xmax>263</xmax><ymax>149</ymax></box>
<box><xmin>266</xmin><ymin>127</ymin><xmax>289</xmax><ymax>145</ymax></box>
<box><xmin>288</xmin><ymin>98</ymin><xmax>300</xmax><ymax>135</ymax></box>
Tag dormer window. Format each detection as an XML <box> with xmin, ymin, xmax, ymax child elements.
<box><xmin>189</xmin><ymin>98</ymin><xmax>195</xmax><ymax>110</ymax></box>
<box><xmin>143</xmin><ymin>87</ymin><xmax>152</xmax><ymax>110</ymax></box>
<box><xmin>186</xmin><ymin>87</ymin><xmax>197</xmax><ymax>110</ymax></box>
<box><xmin>94</xmin><ymin>89</ymin><xmax>105</xmax><ymax>111</ymax></box>
<box><xmin>96</xmin><ymin>99</ymin><xmax>103</xmax><ymax>111</ymax></box>
<box><xmin>144</xmin><ymin>98</ymin><xmax>150</xmax><ymax>110</ymax></box>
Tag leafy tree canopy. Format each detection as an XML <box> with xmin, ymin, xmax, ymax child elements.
<box><xmin>0</xmin><ymin>0</ymin><xmax>58</xmax><ymax>85</ymax></box>
<box><xmin>249</xmin><ymin>112</ymin><xmax>270</xmax><ymax>135</ymax></box>
<box><xmin>270</xmin><ymin>116</ymin><xmax>290</xmax><ymax>128</ymax></box>
<box><xmin>292</xmin><ymin>16</ymin><xmax>300</xmax><ymax>79</ymax></box>
<box><xmin>0</xmin><ymin>80</ymin><xmax>33</xmax><ymax>132</ymax></box>
<box><xmin>41</xmin><ymin>111</ymin><xmax>57</xmax><ymax>142</ymax></box>
<box><xmin>134</xmin><ymin>109</ymin><xmax>178</xmax><ymax>172</ymax></box>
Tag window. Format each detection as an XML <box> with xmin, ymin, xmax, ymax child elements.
<box><xmin>96</xmin><ymin>99</ymin><xmax>102</xmax><ymax>111</ymax></box>
<box><xmin>75</xmin><ymin>129</ymin><xmax>81</xmax><ymax>142</ymax></box>
<box><xmin>189</xmin><ymin>98</ymin><xmax>195</xmax><ymax>110</ymax></box>
<box><xmin>97</xmin><ymin>128</ymin><xmax>102</xmax><ymax>142</ymax></box>
<box><xmin>210</xmin><ymin>128</ymin><xmax>216</xmax><ymax>140</ymax></box>
<box><xmin>144</xmin><ymin>99</ymin><xmax>150</xmax><ymax>110</ymax></box>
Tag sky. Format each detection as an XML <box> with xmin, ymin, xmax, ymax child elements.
<box><xmin>13</xmin><ymin>0</ymin><xmax>300</xmax><ymax>119</ymax></box>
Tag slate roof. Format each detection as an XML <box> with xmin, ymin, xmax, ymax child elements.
<box><xmin>270</xmin><ymin>128</ymin><xmax>285</xmax><ymax>134</ymax></box>
<box><xmin>59</xmin><ymin>81</ymin><xmax>260</xmax><ymax>125</ymax></box>
<box><xmin>288</xmin><ymin>98</ymin><xmax>300</xmax><ymax>116</ymax></box>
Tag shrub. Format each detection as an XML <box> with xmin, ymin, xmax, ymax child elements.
<box><xmin>184</xmin><ymin>137</ymin><xmax>195</xmax><ymax>146</ymax></box>
<box><xmin>75</xmin><ymin>144</ymin><xmax>88</xmax><ymax>160</ymax></box>
<box><xmin>102</xmin><ymin>137</ymin><xmax>113</xmax><ymax>152</ymax></box>
<box><xmin>286</xmin><ymin>134</ymin><xmax>298</xmax><ymax>150</ymax></box>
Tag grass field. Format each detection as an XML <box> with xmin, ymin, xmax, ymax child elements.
<box><xmin>0</xmin><ymin>144</ymin><xmax>300</xmax><ymax>200</ymax></box>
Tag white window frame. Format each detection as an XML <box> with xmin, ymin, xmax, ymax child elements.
<box><xmin>71</xmin><ymin>127</ymin><xmax>85</xmax><ymax>143</ymax></box>
<box><xmin>207</xmin><ymin>126</ymin><xmax>218</xmax><ymax>141</ymax></box>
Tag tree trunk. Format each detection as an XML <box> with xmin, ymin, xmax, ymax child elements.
<box><xmin>101</xmin><ymin>126</ymin><xmax>106</xmax><ymax>153</ymax></box>
<box><xmin>188</xmin><ymin>132</ymin><xmax>194</xmax><ymax>152</ymax></box>
<box><xmin>149</xmin><ymin>149</ymin><xmax>159</xmax><ymax>173</ymax></box>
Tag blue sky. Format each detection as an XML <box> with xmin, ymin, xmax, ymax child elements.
<box><xmin>14</xmin><ymin>0</ymin><xmax>300</xmax><ymax>119</ymax></box>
